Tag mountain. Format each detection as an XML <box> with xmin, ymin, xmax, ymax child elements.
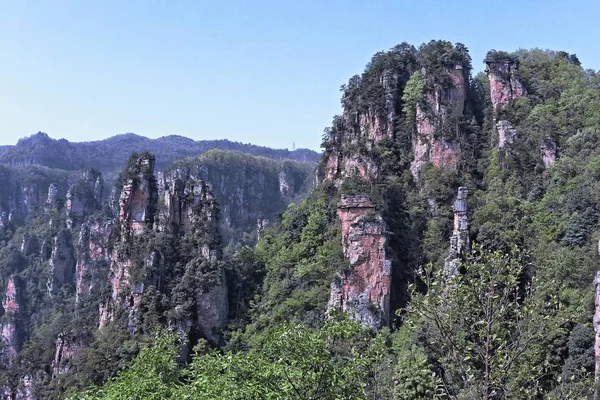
<box><xmin>0</xmin><ymin>132</ymin><xmax>320</xmax><ymax>173</ymax></box>
<box><xmin>2</xmin><ymin>41</ymin><xmax>600</xmax><ymax>399</ymax></box>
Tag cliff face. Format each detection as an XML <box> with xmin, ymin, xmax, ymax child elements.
<box><xmin>485</xmin><ymin>59</ymin><xmax>526</xmax><ymax>113</ymax></box>
<box><xmin>66</xmin><ymin>169</ymin><xmax>103</xmax><ymax>228</ymax></box>
<box><xmin>47</xmin><ymin>230</ymin><xmax>76</xmax><ymax>296</ymax></box>
<box><xmin>75</xmin><ymin>218</ymin><xmax>113</xmax><ymax>303</ymax></box>
<box><xmin>0</xmin><ymin>277</ymin><xmax>26</xmax><ymax>368</ymax></box>
<box><xmin>485</xmin><ymin>58</ymin><xmax>527</xmax><ymax>149</ymax></box>
<box><xmin>99</xmin><ymin>157</ymin><xmax>228</xmax><ymax>344</ymax></box>
<box><xmin>329</xmin><ymin>195</ymin><xmax>391</xmax><ymax>330</ymax></box>
<box><xmin>159</xmin><ymin>169</ymin><xmax>228</xmax><ymax>344</ymax></box>
<box><xmin>443</xmin><ymin>187</ymin><xmax>470</xmax><ymax>279</ymax></box>
<box><xmin>323</xmin><ymin>67</ymin><xmax>401</xmax><ymax>187</ymax></box>
<box><xmin>100</xmin><ymin>155</ymin><xmax>158</xmax><ymax>328</ymax></box>
<box><xmin>410</xmin><ymin>63</ymin><xmax>466</xmax><ymax>179</ymax></box>
<box><xmin>51</xmin><ymin>333</ymin><xmax>85</xmax><ymax>378</ymax></box>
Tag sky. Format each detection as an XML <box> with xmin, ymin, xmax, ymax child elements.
<box><xmin>1</xmin><ymin>0</ymin><xmax>599</xmax><ymax>151</ymax></box>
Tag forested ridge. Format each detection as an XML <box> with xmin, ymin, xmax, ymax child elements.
<box><xmin>1</xmin><ymin>40</ymin><xmax>600</xmax><ymax>399</ymax></box>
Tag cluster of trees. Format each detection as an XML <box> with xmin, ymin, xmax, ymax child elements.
<box><xmin>71</xmin><ymin>249</ymin><xmax>592</xmax><ymax>399</ymax></box>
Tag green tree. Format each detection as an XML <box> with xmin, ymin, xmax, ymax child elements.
<box><xmin>406</xmin><ymin>246</ymin><xmax>556</xmax><ymax>399</ymax></box>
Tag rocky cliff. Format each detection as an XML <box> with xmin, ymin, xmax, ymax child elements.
<box><xmin>443</xmin><ymin>187</ymin><xmax>470</xmax><ymax>279</ymax></box>
<box><xmin>485</xmin><ymin>56</ymin><xmax>527</xmax><ymax>148</ymax></box>
<box><xmin>329</xmin><ymin>195</ymin><xmax>391</xmax><ymax>329</ymax></box>
<box><xmin>410</xmin><ymin>63</ymin><xmax>466</xmax><ymax>179</ymax></box>
<box><xmin>0</xmin><ymin>277</ymin><xmax>26</xmax><ymax>369</ymax></box>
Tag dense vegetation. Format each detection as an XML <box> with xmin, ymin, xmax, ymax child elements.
<box><xmin>2</xmin><ymin>40</ymin><xmax>600</xmax><ymax>399</ymax></box>
<box><xmin>0</xmin><ymin>132</ymin><xmax>319</xmax><ymax>184</ymax></box>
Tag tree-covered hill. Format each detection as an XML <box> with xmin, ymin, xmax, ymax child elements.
<box><xmin>0</xmin><ymin>132</ymin><xmax>320</xmax><ymax>172</ymax></box>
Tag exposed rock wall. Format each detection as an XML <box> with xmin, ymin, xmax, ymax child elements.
<box><xmin>101</xmin><ymin>155</ymin><xmax>158</xmax><ymax>327</ymax></box>
<box><xmin>47</xmin><ymin>230</ymin><xmax>76</xmax><ymax>296</ymax></box>
<box><xmin>410</xmin><ymin>63</ymin><xmax>466</xmax><ymax>179</ymax></box>
<box><xmin>0</xmin><ymin>277</ymin><xmax>26</xmax><ymax>368</ymax></box>
<box><xmin>541</xmin><ymin>140</ymin><xmax>557</xmax><ymax>168</ymax></box>
<box><xmin>443</xmin><ymin>187</ymin><xmax>469</xmax><ymax>279</ymax></box>
<box><xmin>51</xmin><ymin>333</ymin><xmax>85</xmax><ymax>378</ymax></box>
<box><xmin>329</xmin><ymin>195</ymin><xmax>391</xmax><ymax>330</ymax></box>
<box><xmin>485</xmin><ymin>57</ymin><xmax>529</xmax><ymax>153</ymax></box>
<box><xmin>323</xmin><ymin>67</ymin><xmax>400</xmax><ymax>186</ymax></box>
<box><xmin>66</xmin><ymin>169</ymin><xmax>103</xmax><ymax>228</ymax></box>
<box><xmin>159</xmin><ymin>169</ymin><xmax>228</xmax><ymax>344</ymax></box>
<box><xmin>486</xmin><ymin>59</ymin><xmax>526</xmax><ymax>113</ymax></box>
<box><xmin>595</xmin><ymin>270</ymin><xmax>600</xmax><ymax>400</ymax></box>
<box><xmin>75</xmin><ymin>218</ymin><xmax>113</xmax><ymax>303</ymax></box>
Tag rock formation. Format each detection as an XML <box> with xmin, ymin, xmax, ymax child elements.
<box><xmin>0</xmin><ymin>276</ymin><xmax>26</xmax><ymax>368</ymax></box>
<box><xmin>329</xmin><ymin>195</ymin><xmax>391</xmax><ymax>330</ymax></box>
<box><xmin>159</xmin><ymin>169</ymin><xmax>228</xmax><ymax>344</ymax></box>
<box><xmin>485</xmin><ymin>58</ymin><xmax>526</xmax><ymax>113</ymax></box>
<box><xmin>51</xmin><ymin>333</ymin><xmax>85</xmax><ymax>378</ymax></box>
<box><xmin>541</xmin><ymin>140</ymin><xmax>557</xmax><ymax>168</ymax></box>
<box><xmin>99</xmin><ymin>157</ymin><xmax>228</xmax><ymax>345</ymax></box>
<box><xmin>322</xmin><ymin>67</ymin><xmax>400</xmax><ymax>186</ymax></box>
<box><xmin>485</xmin><ymin>56</ymin><xmax>527</xmax><ymax>150</ymax></box>
<box><xmin>595</xmin><ymin>270</ymin><xmax>600</xmax><ymax>400</ymax></box>
<box><xmin>410</xmin><ymin>63</ymin><xmax>466</xmax><ymax>179</ymax></box>
<box><xmin>75</xmin><ymin>218</ymin><xmax>114</xmax><ymax>303</ymax></box>
<box><xmin>47</xmin><ymin>230</ymin><xmax>76</xmax><ymax>296</ymax></box>
<box><xmin>443</xmin><ymin>187</ymin><xmax>469</xmax><ymax>279</ymax></box>
<box><xmin>66</xmin><ymin>169</ymin><xmax>103</xmax><ymax>228</ymax></box>
<box><xmin>100</xmin><ymin>154</ymin><xmax>158</xmax><ymax>328</ymax></box>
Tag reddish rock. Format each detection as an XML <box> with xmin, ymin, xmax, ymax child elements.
<box><xmin>329</xmin><ymin>195</ymin><xmax>391</xmax><ymax>330</ymax></box>
<box><xmin>0</xmin><ymin>277</ymin><xmax>26</xmax><ymax>368</ymax></box>
<box><xmin>51</xmin><ymin>333</ymin><xmax>85</xmax><ymax>377</ymax></box>
<box><xmin>75</xmin><ymin>218</ymin><xmax>113</xmax><ymax>303</ymax></box>
<box><xmin>541</xmin><ymin>140</ymin><xmax>557</xmax><ymax>168</ymax></box>
<box><xmin>485</xmin><ymin>58</ymin><xmax>526</xmax><ymax>113</ymax></box>
<box><xmin>594</xmin><ymin>270</ymin><xmax>600</xmax><ymax>399</ymax></box>
<box><xmin>410</xmin><ymin>63</ymin><xmax>465</xmax><ymax>179</ymax></box>
<box><xmin>323</xmin><ymin>68</ymin><xmax>398</xmax><ymax>186</ymax></box>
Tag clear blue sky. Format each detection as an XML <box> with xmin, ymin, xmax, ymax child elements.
<box><xmin>1</xmin><ymin>0</ymin><xmax>598</xmax><ymax>151</ymax></box>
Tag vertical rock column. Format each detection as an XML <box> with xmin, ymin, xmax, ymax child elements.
<box><xmin>443</xmin><ymin>187</ymin><xmax>469</xmax><ymax>279</ymax></box>
<box><xmin>100</xmin><ymin>154</ymin><xmax>158</xmax><ymax>328</ymax></box>
<box><xmin>0</xmin><ymin>277</ymin><xmax>26</xmax><ymax>368</ymax></box>
<box><xmin>485</xmin><ymin>57</ymin><xmax>541</xmax><ymax>159</ymax></box>
<box><xmin>594</xmin><ymin>270</ymin><xmax>600</xmax><ymax>400</ymax></box>
<box><xmin>328</xmin><ymin>195</ymin><xmax>391</xmax><ymax>330</ymax></box>
<box><xmin>410</xmin><ymin>63</ymin><xmax>466</xmax><ymax>179</ymax></box>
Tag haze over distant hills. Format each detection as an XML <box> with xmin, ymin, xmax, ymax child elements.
<box><xmin>0</xmin><ymin>132</ymin><xmax>320</xmax><ymax>171</ymax></box>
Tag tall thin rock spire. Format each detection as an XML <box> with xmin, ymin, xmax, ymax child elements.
<box><xmin>443</xmin><ymin>187</ymin><xmax>469</xmax><ymax>279</ymax></box>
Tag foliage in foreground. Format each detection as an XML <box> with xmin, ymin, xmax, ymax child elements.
<box><xmin>72</xmin><ymin>249</ymin><xmax>593</xmax><ymax>399</ymax></box>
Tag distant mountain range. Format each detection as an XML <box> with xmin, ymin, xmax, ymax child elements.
<box><xmin>0</xmin><ymin>132</ymin><xmax>320</xmax><ymax>171</ymax></box>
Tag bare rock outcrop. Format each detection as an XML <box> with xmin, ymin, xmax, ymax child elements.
<box><xmin>329</xmin><ymin>195</ymin><xmax>391</xmax><ymax>330</ymax></box>
<box><xmin>594</xmin><ymin>270</ymin><xmax>600</xmax><ymax>400</ymax></box>
<box><xmin>66</xmin><ymin>169</ymin><xmax>103</xmax><ymax>228</ymax></box>
<box><xmin>443</xmin><ymin>187</ymin><xmax>470</xmax><ymax>279</ymax></box>
<box><xmin>410</xmin><ymin>63</ymin><xmax>466</xmax><ymax>179</ymax></box>
<box><xmin>47</xmin><ymin>230</ymin><xmax>76</xmax><ymax>296</ymax></box>
<box><xmin>322</xmin><ymin>67</ymin><xmax>400</xmax><ymax>186</ymax></box>
<box><xmin>485</xmin><ymin>55</ymin><xmax>531</xmax><ymax>156</ymax></box>
<box><xmin>51</xmin><ymin>333</ymin><xmax>85</xmax><ymax>378</ymax></box>
<box><xmin>0</xmin><ymin>277</ymin><xmax>26</xmax><ymax>368</ymax></box>
<box><xmin>75</xmin><ymin>218</ymin><xmax>113</xmax><ymax>303</ymax></box>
